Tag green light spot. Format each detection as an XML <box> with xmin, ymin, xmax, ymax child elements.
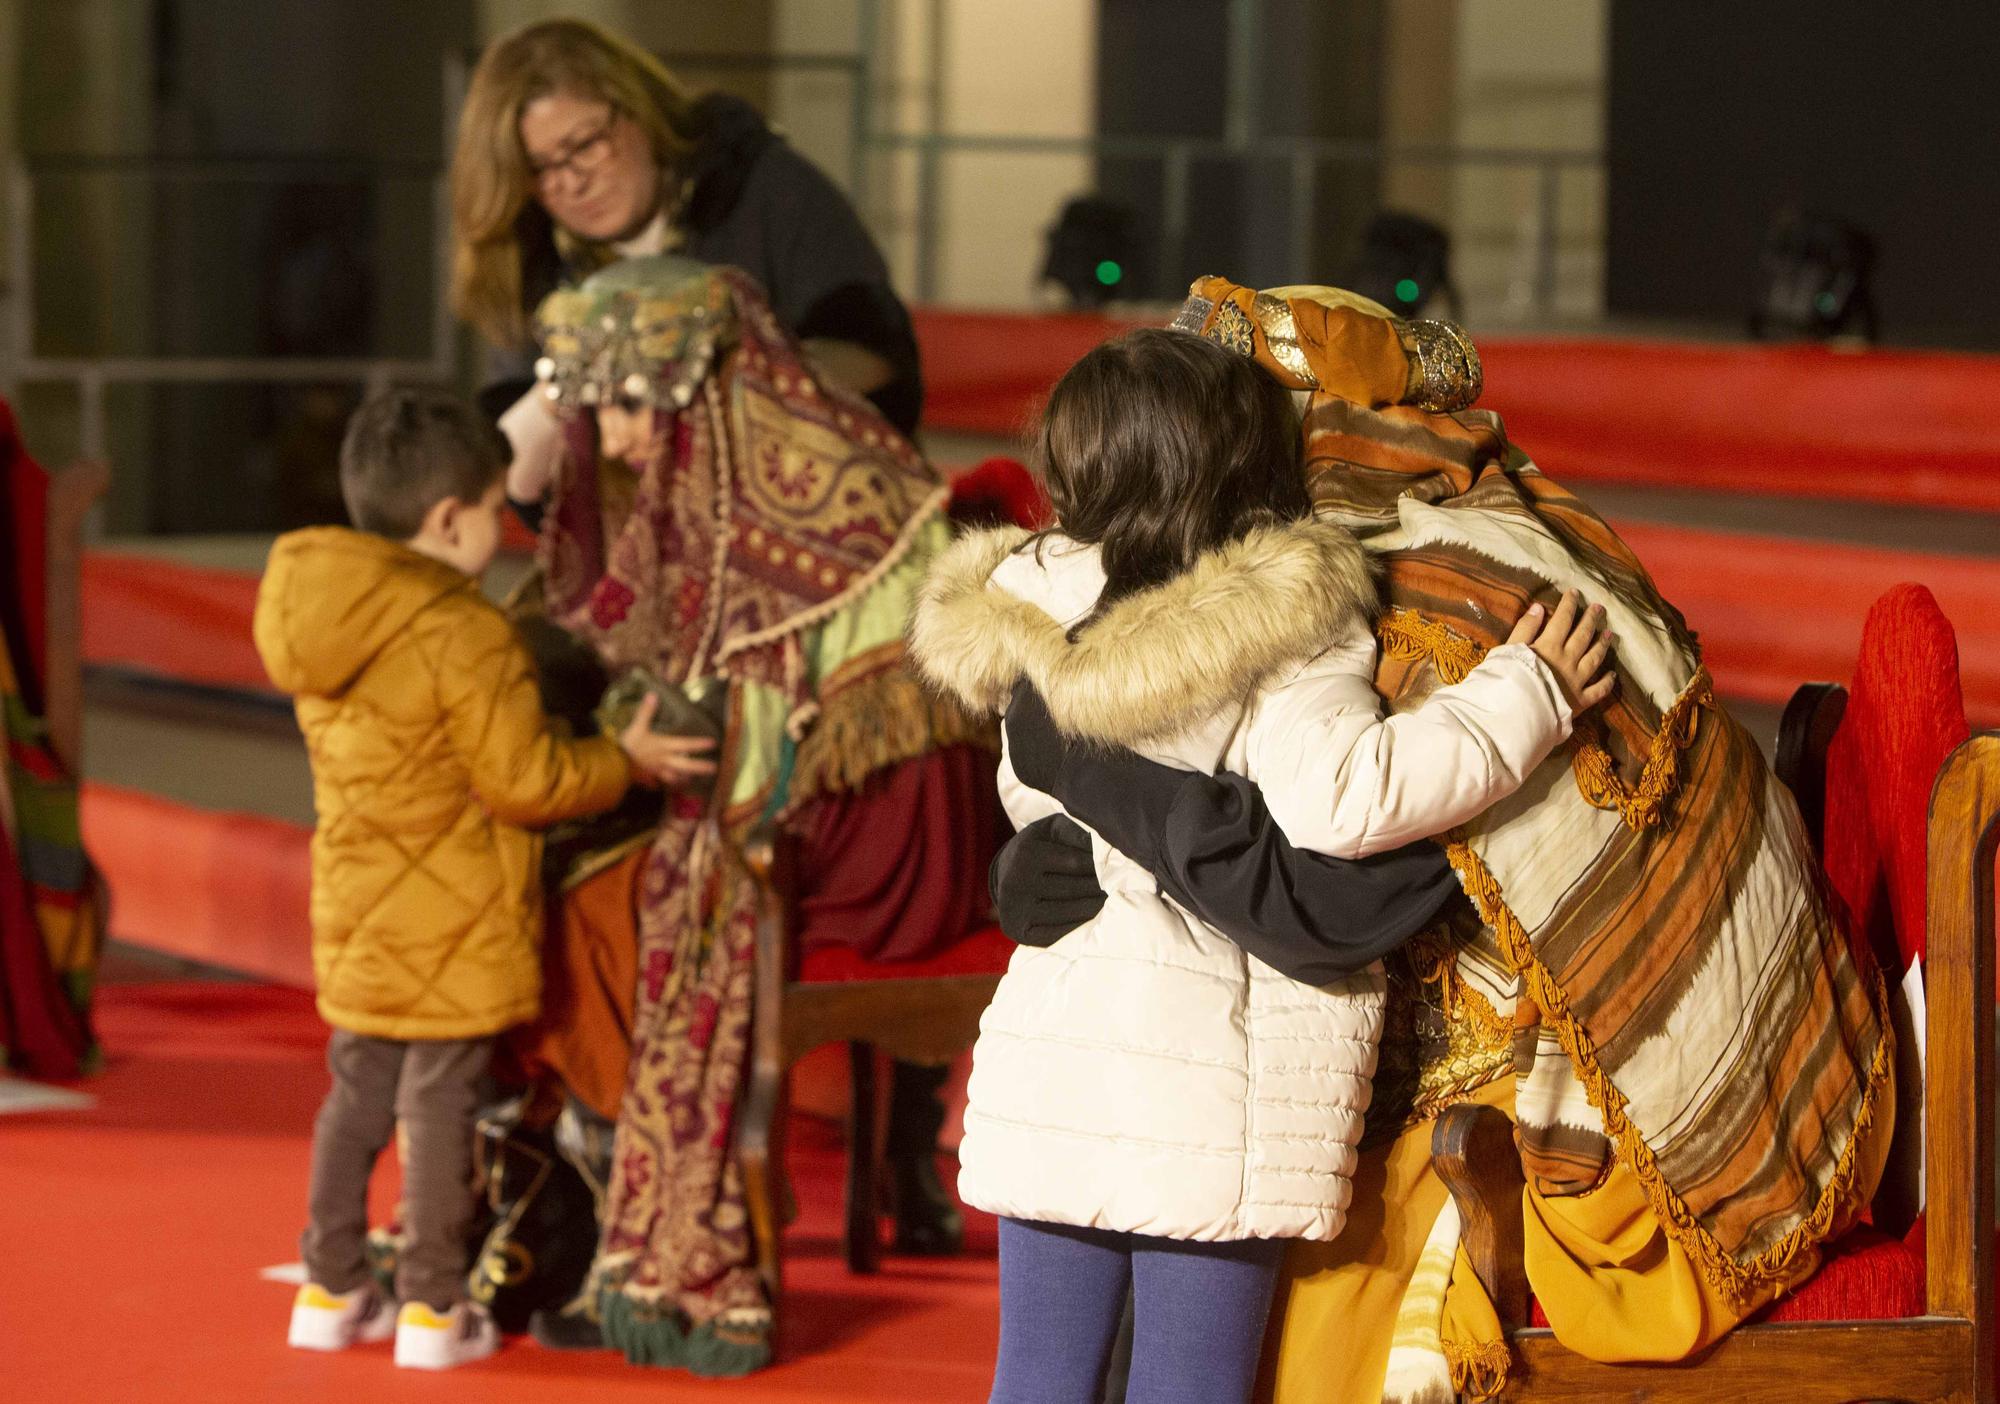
<box><xmin>1395</xmin><ymin>278</ymin><xmax>1421</xmax><ymax>304</ymax></box>
<box><xmin>1095</xmin><ymin>260</ymin><xmax>1124</xmax><ymax>286</ymax></box>
<box><xmin>1814</xmin><ymin>291</ymin><xmax>1838</xmax><ymax>316</ymax></box>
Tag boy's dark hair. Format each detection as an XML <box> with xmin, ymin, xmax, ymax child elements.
<box><xmin>1037</xmin><ymin>328</ymin><xmax>1311</xmax><ymax>612</ymax></box>
<box><xmin>339</xmin><ymin>388</ymin><xmax>510</xmax><ymax>539</ymax></box>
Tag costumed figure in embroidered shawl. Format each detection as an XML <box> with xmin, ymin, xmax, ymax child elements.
<box><xmin>503</xmin><ymin>254</ymin><xmax>995</xmax><ymax>1375</ymax></box>
<box><xmin>989</xmin><ymin>282</ymin><xmax>1894</xmax><ymax>1403</ymax></box>
<box><xmin>0</xmin><ymin>401</ymin><xmax>102</xmax><ymax>1079</ymax></box>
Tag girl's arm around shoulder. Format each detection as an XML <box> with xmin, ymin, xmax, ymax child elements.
<box><xmin>1242</xmin><ymin>619</ymin><xmax>1573</xmax><ymax>860</ymax></box>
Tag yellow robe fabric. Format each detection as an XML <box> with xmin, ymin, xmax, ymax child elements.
<box><xmin>1260</xmin><ymin>1072</ymin><xmax>1895</xmax><ymax>1403</ymax></box>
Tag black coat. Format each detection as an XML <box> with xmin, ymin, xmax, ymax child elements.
<box><xmin>481</xmin><ymin>94</ymin><xmax>923</xmax><ymax>436</ymax></box>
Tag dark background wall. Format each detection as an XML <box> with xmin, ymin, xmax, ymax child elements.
<box><xmin>1094</xmin><ymin>0</ymin><xmax>1385</xmax><ymax>300</ymax></box>
<box><xmin>1607</xmin><ymin>1</ymin><xmax>2000</xmax><ymax>348</ymax></box>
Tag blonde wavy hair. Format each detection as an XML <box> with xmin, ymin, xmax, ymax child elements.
<box><xmin>450</xmin><ymin>18</ymin><xmax>699</xmax><ymax>349</ymax></box>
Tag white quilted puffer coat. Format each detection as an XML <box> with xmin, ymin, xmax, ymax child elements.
<box><xmin>912</xmin><ymin>518</ymin><xmax>1574</xmax><ymax>1242</ymax></box>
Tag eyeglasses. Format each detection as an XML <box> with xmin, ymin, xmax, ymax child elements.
<box><xmin>528</xmin><ymin>112</ymin><xmax>619</xmax><ymax>193</ymax></box>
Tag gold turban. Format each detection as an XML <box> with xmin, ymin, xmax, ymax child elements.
<box><xmin>1167</xmin><ymin>275</ymin><xmax>1483</xmax><ymax>413</ymax></box>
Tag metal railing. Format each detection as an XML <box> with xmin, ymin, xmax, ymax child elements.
<box><xmin>863</xmin><ymin>128</ymin><xmax>1600</xmax><ymax>310</ymax></box>
<box><xmin>0</xmin><ymin>156</ymin><xmax>459</xmax><ymax>464</ymax></box>
<box><xmin>0</xmin><ymin>38</ymin><xmax>1600</xmax><ymax>494</ymax></box>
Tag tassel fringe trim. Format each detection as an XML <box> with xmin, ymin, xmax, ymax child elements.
<box><xmin>1445</xmin><ymin>835</ymin><xmax>1895</xmax><ymax>1305</ymax></box>
<box><xmin>1445</xmin><ymin>1338</ymin><xmax>1514</xmax><ymax>1401</ymax></box>
<box><xmin>1378</xmin><ymin>607</ymin><xmax>1714</xmax><ymax>832</ymax></box>
<box><xmin>786</xmin><ymin>660</ymin><xmax>995</xmax><ymax>813</ymax></box>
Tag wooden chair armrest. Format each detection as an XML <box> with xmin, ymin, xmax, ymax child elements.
<box><xmin>740</xmin><ymin>823</ymin><xmax>793</xmax><ymax>1160</ymax></box>
<box><xmin>1774</xmin><ymin>681</ymin><xmax>1846</xmax><ymax>857</ymax></box>
<box><xmin>1922</xmin><ymin>733</ymin><xmax>1998</xmax><ymax>1397</ymax></box>
<box><xmin>1432</xmin><ymin>1101</ymin><xmax>1530</xmax><ymax>1331</ymax></box>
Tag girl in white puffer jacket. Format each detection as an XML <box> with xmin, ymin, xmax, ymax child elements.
<box><xmin>911</xmin><ymin>328</ymin><xmax>1613</xmax><ymax>1404</ymax></box>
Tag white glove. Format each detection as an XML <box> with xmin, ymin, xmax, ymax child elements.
<box><xmin>499</xmin><ymin>387</ymin><xmax>566</xmax><ymax>504</ymax></box>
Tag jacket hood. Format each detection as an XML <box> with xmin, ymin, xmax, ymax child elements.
<box><xmin>911</xmin><ymin>517</ymin><xmax>1376</xmax><ymax>747</ymax></box>
<box><xmin>254</xmin><ymin>527</ymin><xmax>475</xmax><ymax>699</ymax></box>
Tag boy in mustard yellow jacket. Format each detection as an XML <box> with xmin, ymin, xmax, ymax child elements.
<box><xmin>254</xmin><ymin>389</ymin><xmax>707</xmax><ymax>1370</ymax></box>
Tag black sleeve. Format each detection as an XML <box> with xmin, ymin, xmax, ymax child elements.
<box><xmin>1004</xmin><ymin>681</ymin><xmax>1460</xmax><ymax>982</ymax></box>
<box><xmin>477</xmin><ymin>341</ymin><xmax>536</xmax><ymax>423</ymax></box>
<box><xmin>757</xmin><ymin>149</ymin><xmax>924</xmax><ymax>434</ymax></box>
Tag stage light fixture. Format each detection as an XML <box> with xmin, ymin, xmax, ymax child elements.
<box><xmin>1344</xmin><ymin>212</ymin><xmax>1458</xmax><ymax>319</ymax></box>
<box><xmin>1749</xmin><ymin>211</ymin><xmax>1878</xmax><ymax>343</ymax></box>
<box><xmin>1042</xmin><ymin>196</ymin><xmax>1141</xmax><ymax>309</ymax></box>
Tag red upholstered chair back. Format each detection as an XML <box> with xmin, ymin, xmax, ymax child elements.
<box><xmin>1821</xmin><ymin>583</ymin><xmax>1970</xmax><ymax>976</ymax></box>
<box><xmin>945</xmin><ymin>456</ymin><xmax>1053</xmax><ymax>532</ymax></box>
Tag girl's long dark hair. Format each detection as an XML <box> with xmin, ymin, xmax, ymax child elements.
<box><xmin>1036</xmin><ymin>328</ymin><xmax>1310</xmax><ymax>613</ymax></box>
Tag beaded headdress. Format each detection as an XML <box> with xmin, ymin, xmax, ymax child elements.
<box><xmin>533</xmin><ymin>255</ymin><xmax>736</xmax><ymax>412</ymax></box>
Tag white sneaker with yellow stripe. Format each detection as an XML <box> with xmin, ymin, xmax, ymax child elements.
<box><xmin>287</xmin><ymin>1282</ymin><xmax>397</xmax><ymax>1351</ymax></box>
<box><xmin>393</xmin><ymin>1300</ymin><xmax>499</xmax><ymax>1370</ymax></box>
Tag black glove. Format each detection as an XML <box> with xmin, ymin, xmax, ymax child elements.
<box><xmin>989</xmin><ymin>813</ymin><xmax>1107</xmax><ymax>947</ymax></box>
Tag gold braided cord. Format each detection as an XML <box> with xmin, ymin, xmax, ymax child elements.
<box><xmin>1569</xmin><ymin>670</ymin><xmax>1715</xmax><ymax>831</ymax></box>
<box><xmin>1379</xmin><ymin>607</ymin><xmax>1482</xmax><ymax>685</ymax></box>
<box><xmin>1445</xmin><ymin>1337</ymin><xmax>1513</xmax><ymax>1402</ymax></box>
<box><xmin>1377</xmin><ymin>609</ymin><xmax>1713</xmax><ymax>832</ymax></box>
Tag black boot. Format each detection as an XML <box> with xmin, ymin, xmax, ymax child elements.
<box><xmin>883</xmin><ymin>1058</ymin><xmax>963</xmax><ymax>1256</ymax></box>
<box><xmin>528</xmin><ymin>1301</ymin><xmax>610</xmax><ymax>1350</ymax></box>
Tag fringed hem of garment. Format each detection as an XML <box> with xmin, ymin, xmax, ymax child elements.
<box><xmin>786</xmin><ymin>658</ymin><xmax>996</xmax><ymax>813</ymax></box>
<box><xmin>598</xmin><ymin>1289</ymin><xmax>773</xmax><ymax>1376</ymax></box>
<box><xmin>1444</xmin><ymin>834</ymin><xmax>1896</xmax><ymax>1307</ymax></box>
<box><xmin>1445</xmin><ymin>1337</ymin><xmax>1513</xmax><ymax>1401</ymax></box>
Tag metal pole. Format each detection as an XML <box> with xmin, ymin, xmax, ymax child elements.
<box><xmin>434</xmin><ymin>50</ymin><xmax>471</xmax><ymax>380</ymax></box>
<box><xmin>1161</xmin><ymin>145</ymin><xmax>1190</xmax><ymax>298</ymax></box>
<box><xmin>850</xmin><ymin>0</ymin><xmax>877</xmax><ymax>210</ymax></box>
<box><xmin>1288</xmin><ymin>150</ymin><xmax>1317</xmax><ymax>284</ymax></box>
<box><xmin>78</xmin><ymin>369</ymin><xmax>105</xmax><ymax>465</ymax></box>
<box><xmin>1224</xmin><ymin>0</ymin><xmax>1259</xmax><ymax>149</ymax></box>
<box><xmin>1537</xmin><ymin>160</ymin><xmax>1561</xmax><ymax>317</ymax></box>
<box><xmin>3</xmin><ymin>159</ymin><xmax>34</xmax><ymax>398</ymax></box>
<box><xmin>915</xmin><ymin>0</ymin><xmax>945</xmax><ymax>303</ymax></box>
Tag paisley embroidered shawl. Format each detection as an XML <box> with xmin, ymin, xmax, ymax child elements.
<box><xmin>534</xmin><ymin>259</ymin><xmax>975</xmax><ymax>1340</ymax></box>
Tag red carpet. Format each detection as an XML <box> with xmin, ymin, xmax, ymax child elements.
<box><xmin>0</xmin><ymin>982</ymin><xmax>999</xmax><ymax>1403</ymax></box>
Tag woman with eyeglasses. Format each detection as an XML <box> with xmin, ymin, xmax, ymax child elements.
<box><xmin>442</xmin><ymin>14</ymin><xmax>989</xmax><ymax>1366</ymax></box>
<box><xmin>450</xmin><ymin>15</ymin><xmax>922</xmax><ymax>508</ymax></box>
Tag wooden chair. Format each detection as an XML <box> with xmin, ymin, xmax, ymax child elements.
<box><xmin>733</xmin><ymin>457</ymin><xmax>1043</xmax><ymax>1298</ymax></box>
<box><xmin>737</xmin><ymin>829</ymin><xmax>1007</xmax><ymax>1297</ymax></box>
<box><xmin>1433</xmin><ymin>682</ymin><xmax>1997</xmax><ymax>1401</ymax></box>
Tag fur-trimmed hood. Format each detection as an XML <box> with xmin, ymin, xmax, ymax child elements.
<box><xmin>910</xmin><ymin>518</ymin><xmax>1376</xmax><ymax>746</ymax></box>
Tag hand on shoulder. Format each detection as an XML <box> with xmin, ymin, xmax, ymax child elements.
<box><xmin>1505</xmin><ymin>589</ymin><xmax>1616</xmax><ymax>715</ymax></box>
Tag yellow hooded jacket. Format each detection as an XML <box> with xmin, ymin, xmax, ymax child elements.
<box><xmin>254</xmin><ymin>528</ymin><xmax>630</xmax><ymax>1040</ymax></box>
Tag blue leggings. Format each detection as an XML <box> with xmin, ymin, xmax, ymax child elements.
<box><xmin>991</xmin><ymin>1217</ymin><xmax>1284</xmax><ymax>1404</ymax></box>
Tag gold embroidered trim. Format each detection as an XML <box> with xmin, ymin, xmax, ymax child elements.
<box><xmin>1378</xmin><ymin>609</ymin><xmax>1714</xmax><ymax>833</ymax></box>
<box><xmin>1251</xmin><ymin>292</ymin><xmax>1316</xmax><ymax>385</ymax></box>
<box><xmin>1444</xmin><ymin>835</ymin><xmax>1895</xmax><ymax>1304</ymax></box>
<box><xmin>1206</xmin><ymin>299</ymin><xmax>1256</xmax><ymax>356</ymax></box>
<box><xmin>1395</xmin><ymin>317</ymin><xmax>1484</xmax><ymax>411</ymax></box>
<box><xmin>1445</xmin><ymin>1338</ymin><xmax>1513</xmax><ymax>1401</ymax></box>
<box><xmin>1571</xmin><ymin>671</ymin><xmax>1715</xmax><ymax>831</ymax></box>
